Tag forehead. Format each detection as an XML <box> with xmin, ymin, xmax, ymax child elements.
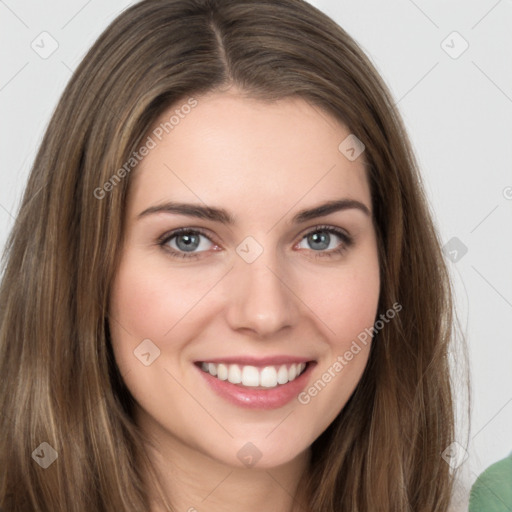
<box><xmin>127</xmin><ymin>91</ymin><xmax>371</xmax><ymax>221</ymax></box>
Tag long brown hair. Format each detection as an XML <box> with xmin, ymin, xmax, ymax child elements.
<box><xmin>0</xmin><ymin>0</ymin><xmax>463</xmax><ymax>510</ymax></box>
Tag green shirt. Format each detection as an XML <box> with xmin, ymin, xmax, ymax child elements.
<box><xmin>469</xmin><ymin>453</ymin><xmax>512</xmax><ymax>512</ymax></box>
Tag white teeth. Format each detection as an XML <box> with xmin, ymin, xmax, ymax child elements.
<box><xmin>242</xmin><ymin>365</ymin><xmax>260</xmax><ymax>387</ymax></box>
<box><xmin>217</xmin><ymin>363</ymin><xmax>228</xmax><ymax>381</ymax></box>
<box><xmin>260</xmin><ymin>366</ymin><xmax>277</xmax><ymax>388</ymax></box>
<box><xmin>200</xmin><ymin>361</ymin><xmax>308</xmax><ymax>388</ymax></box>
<box><xmin>228</xmin><ymin>364</ymin><xmax>242</xmax><ymax>384</ymax></box>
<box><xmin>277</xmin><ymin>364</ymin><xmax>289</xmax><ymax>384</ymax></box>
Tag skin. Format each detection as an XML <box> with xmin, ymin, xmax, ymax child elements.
<box><xmin>108</xmin><ymin>86</ymin><xmax>380</xmax><ymax>512</ymax></box>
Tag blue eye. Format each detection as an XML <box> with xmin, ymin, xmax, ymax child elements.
<box><xmin>158</xmin><ymin>225</ymin><xmax>353</xmax><ymax>260</ymax></box>
<box><xmin>159</xmin><ymin>228</ymin><xmax>214</xmax><ymax>258</ymax></box>
<box><xmin>296</xmin><ymin>226</ymin><xmax>353</xmax><ymax>257</ymax></box>
<box><xmin>300</xmin><ymin>231</ymin><xmax>337</xmax><ymax>251</ymax></box>
<box><xmin>173</xmin><ymin>232</ymin><xmax>204</xmax><ymax>252</ymax></box>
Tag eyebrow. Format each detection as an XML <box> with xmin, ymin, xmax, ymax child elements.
<box><xmin>137</xmin><ymin>198</ymin><xmax>371</xmax><ymax>224</ymax></box>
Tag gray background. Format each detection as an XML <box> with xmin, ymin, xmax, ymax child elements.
<box><xmin>1</xmin><ymin>0</ymin><xmax>511</xmax><ymax>502</ymax></box>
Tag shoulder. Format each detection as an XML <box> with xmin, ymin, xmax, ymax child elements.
<box><xmin>469</xmin><ymin>453</ymin><xmax>512</xmax><ymax>512</ymax></box>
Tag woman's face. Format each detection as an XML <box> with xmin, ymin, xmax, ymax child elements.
<box><xmin>109</xmin><ymin>88</ymin><xmax>380</xmax><ymax>469</ymax></box>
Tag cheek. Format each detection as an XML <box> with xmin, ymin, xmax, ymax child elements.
<box><xmin>108</xmin><ymin>255</ymin><xmax>184</xmax><ymax>374</ymax></box>
<box><xmin>109</xmin><ymin>266</ymin><xmax>170</xmax><ymax>341</ymax></box>
<box><xmin>294</xmin><ymin>263</ymin><xmax>379</xmax><ymax>427</ymax></box>
<box><xmin>303</xmin><ymin>256</ymin><xmax>380</xmax><ymax>348</ymax></box>
<box><xmin>109</xmin><ymin>253</ymin><xmax>215</xmax><ymax>341</ymax></box>
<box><xmin>329</xmin><ymin>271</ymin><xmax>380</xmax><ymax>345</ymax></box>
<box><xmin>296</xmin><ymin>249</ymin><xmax>380</xmax><ymax>408</ymax></box>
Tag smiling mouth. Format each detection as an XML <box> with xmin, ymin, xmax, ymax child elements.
<box><xmin>197</xmin><ymin>361</ymin><xmax>310</xmax><ymax>389</ymax></box>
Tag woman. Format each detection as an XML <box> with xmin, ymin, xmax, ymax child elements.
<box><xmin>0</xmin><ymin>0</ymin><xmax>462</xmax><ymax>510</ymax></box>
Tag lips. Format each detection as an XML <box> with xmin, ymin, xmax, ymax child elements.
<box><xmin>194</xmin><ymin>356</ymin><xmax>316</xmax><ymax>409</ymax></box>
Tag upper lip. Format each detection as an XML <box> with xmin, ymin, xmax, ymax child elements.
<box><xmin>195</xmin><ymin>356</ymin><xmax>314</xmax><ymax>366</ymax></box>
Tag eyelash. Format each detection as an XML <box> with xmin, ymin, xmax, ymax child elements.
<box><xmin>157</xmin><ymin>225</ymin><xmax>353</xmax><ymax>260</ymax></box>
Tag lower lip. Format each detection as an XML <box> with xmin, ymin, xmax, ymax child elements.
<box><xmin>195</xmin><ymin>362</ymin><xmax>316</xmax><ymax>409</ymax></box>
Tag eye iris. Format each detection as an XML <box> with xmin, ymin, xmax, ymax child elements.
<box><xmin>176</xmin><ymin>233</ymin><xmax>200</xmax><ymax>252</ymax></box>
<box><xmin>308</xmin><ymin>231</ymin><xmax>330</xmax><ymax>250</ymax></box>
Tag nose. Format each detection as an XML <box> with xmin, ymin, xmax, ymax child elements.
<box><xmin>224</xmin><ymin>249</ymin><xmax>299</xmax><ymax>338</ymax></box>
